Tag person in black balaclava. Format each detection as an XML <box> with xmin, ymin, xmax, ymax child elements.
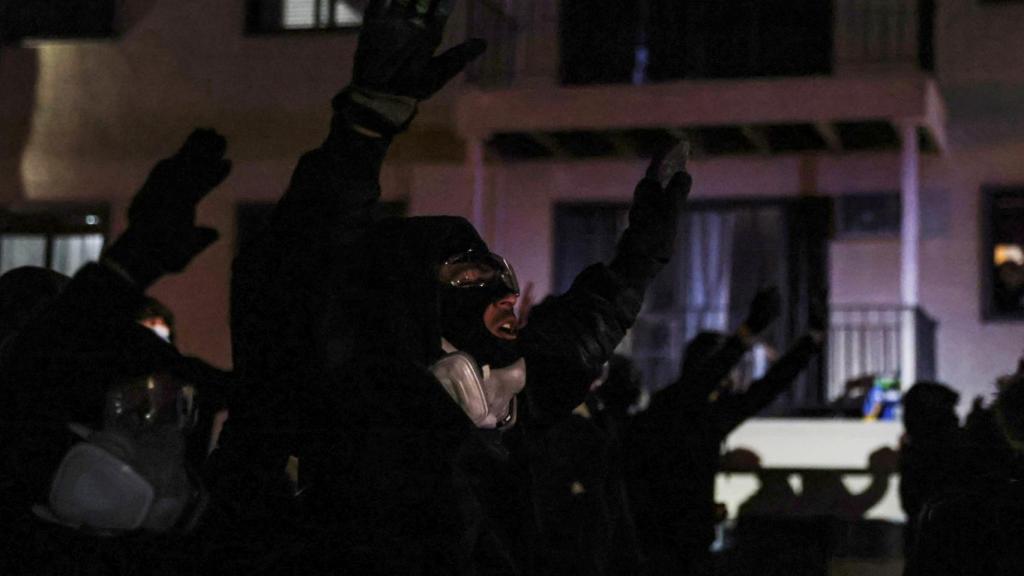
<box><xmin>0</xmin><ymin>129</ymin><xmax>232</xmax><ymax>575</ymax></box>
<box><xmin>215</xmin><ymin>1</ymin><xmax>692</xmax><ymax>573</ymax></box>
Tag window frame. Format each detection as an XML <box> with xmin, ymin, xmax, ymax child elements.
<box><xmin>981</xmin><ymin>185</ymin><xmax>1024</xmax><ymax>322</ymax></box>
<box><xmin>244</xmin><ymin>0</ymin><xmax>366</xmax><ymax>36</ymax></box>
<box><xmin>0</xmin><ymin>203</ymin><xmax>110</xmax><ymax>274</ymax></box>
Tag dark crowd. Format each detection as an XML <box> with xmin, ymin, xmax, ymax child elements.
<box><xmin>1</xmin><ymin>1</ymin><xmax>1022</xmax><ymax>575</ymax></box>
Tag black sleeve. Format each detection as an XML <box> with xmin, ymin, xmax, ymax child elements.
<box><xmin>519</xmin><ymin>264</ymin><xmax>645</xmax><ymax>422</ymax></box>
<box><xmin>713</xmin><ymin>334</ymin><xmax>821</xmax><ymax>436</ymax></box>
<box><xmin>222</xmin><ymin>92</ymin><xmax>397</xmax><ymax>486</ymax></box>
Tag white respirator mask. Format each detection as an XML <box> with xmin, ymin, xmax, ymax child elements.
<box><xmin>431</xmin><ymin>340</ymin><xmax>526</xmax><ymax>428</ymax></box>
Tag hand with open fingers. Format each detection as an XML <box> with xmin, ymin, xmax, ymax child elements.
<box><xmin>104</xmin><ymin>129</ymin><xmax>231</xmax><ymax>287</ymax></box>
<box><xmin>353</xmin><ymin>0</ymin><xmax>486</xmax><ymax>100</ymax></box>
<box><xmin>609</xmin><ymin>142</ymin><xmax>692</xmax><ymax>284</ymax></box>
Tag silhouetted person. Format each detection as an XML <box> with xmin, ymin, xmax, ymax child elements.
<box><xmin>794</xmin><ymin>447</ymin><xmax>897</xmax><ymax>520</ymax></box>
<box><xmin>213</xmin><ymin>1</ymin><xmax>692</xmax><ymax>573</ymax></box>
<box><xmin>529</xmin><ymin>356</ymin><xmax>646</xmax><ymax>576</ymax></box>
<box><xmin>898</xmin><ymin>381</ymin><xmax>965</xmax><ymax>554</ymax></box>
<box><xmin>0</xmin><ymin>129</ymin><xmax>231</xmax><ymax>575</ymax></box>
<box><xmin>629</xmin><ymin>288</ymin><xmax>825</xmax><ymax>576</ymax></box>
<box><xmin>135</xmin><ymin>296</ymin><xmax>176</xmax><ymax>344</ymax></box>
<box><xmin>907</xmin><ymin>358</ymin><xmax>1024</xmax><ymax>576</ymax></box>
<box><xmin>726</xmin><ymin>449</ymin><xmax>798</xmax><ymax>518</ymax></box>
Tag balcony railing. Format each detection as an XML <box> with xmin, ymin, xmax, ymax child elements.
<box><xmin>827</xmin><ymin>305</ymin><xmax>937</xmax><ymax>401</ymax></box>
<box><xmin>834</xmin><ymin>0</ymin><xmax>935</xmax><ymax>73</ymax></box>
<box><xmin>625</xmin><ymin>304</ymin><xmax>937</xmax><ymax>411</ymax></box>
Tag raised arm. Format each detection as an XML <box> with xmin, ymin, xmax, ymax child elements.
<box><xmin>649</xmin><ymin>287</ymin><xmax>783</xmax><ymax>416</ymax></box>
<box><xmin>520</xmin><ymin>149</ymin><xmax>692</xmax><ymax>420</ymax></box>
<box><xmin>713</xmin><ymin>294</ymin><xmax>827</xmax><ymax>436</ymax></box>
<box><xmin>222</xmin><ymin>0</ymin><xmax>486</xmax><ymax>502</ymax></box>
<box><xmin>1</xmin><ymin>128</ymin><xmax>229</xmax><ymax>429</ymax></box>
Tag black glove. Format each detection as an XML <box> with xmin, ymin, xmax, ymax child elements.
<box><xmin>340</xmin><ymin>0</ymin><xmax>486</xmax><ymax>135</ymax></box>
<box><xmin>608</xmin><ymin>150</ymin><xmax>692</xmax><ymax>285</ymax></box>
<box><xmin>104</xmin><ymin>129</ymin><xmax>230</xmax><ymax>287</ymax></box>
<box><xmin>743</xmin><ymin>286</ymin><xmax>781</xmax><ymax>335</ymax></box>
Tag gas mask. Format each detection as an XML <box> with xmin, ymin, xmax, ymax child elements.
<box><xmin>438</xmin><ymin>249</ymin><xmax>521</xmax><ymax>369</ymax></box>
<box><xmin>430</xmin><ymin>340</ymin><xmax>526</xmax><ymax>429</ymax></box>
<box><xmin>33</xmin><ymin>372</ymin><xmax>206</xmax><ymax>535</ymax></box>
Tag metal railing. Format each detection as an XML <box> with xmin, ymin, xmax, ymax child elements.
<box><xmin>834</xmin><ymin>0</ymin><xmax>934</xmax><ymax>72</ymax></box>
<box><xmin>827</xmin><ymin>305</ymin><xmax>937</xmax><ymax>400</ymax></box>
<box><xmin>630</xmin><ymin>308</ymin><xmax>770</xmax><ymax>393</ymax></box>
<box><xmin>627</xmin><ymin>303</ymin><xmax>938</xmax><ymax>405</ymax></box>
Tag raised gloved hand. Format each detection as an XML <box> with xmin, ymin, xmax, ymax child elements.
<box><xmin>608</xmin><ymin>142</ymin><xmax>692</xmax><ymax>285</ymax></box>
<box><xmin>103</xmin><ymin>129</ymin><xmax>231</xmax><ymax>287</ymax></box>
<box><xmin>342</xmin><ymin>0</ymin><xmax>486</xmax><ymax>135</ymax></box>
<box><xmin>355</xmin><ymin>0</ymin><xmax>486</xmax><ymax>100</ymax></box>
<box><xmin>743</xmin><ymin>286</ymin><xmax>782</xmax><ymax>335</ymax></box>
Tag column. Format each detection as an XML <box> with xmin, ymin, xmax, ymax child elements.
<box><xmin>900</xmin><ymin>121</ymin><xmax>920</xmax><ymax>386</ymax></box>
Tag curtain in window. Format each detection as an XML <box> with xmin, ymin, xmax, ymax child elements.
<box><xmin>554</xmin><ymin>198</ymin><xmax>830</xmax><ymax>412</ymax></box>
<box><xmin>51</xmin><ymin>234</ymin><xmax>104</xmax><ymax>276</ymax></box>
<box><xmin>0</xmin><ymin>234</ymin><xmax>47</xmax><ymax>275</ymax></box>
<box><xmin>633</xmin><ymin>210</ymin><xmax>742</xmax><ymax>392</ymax></box>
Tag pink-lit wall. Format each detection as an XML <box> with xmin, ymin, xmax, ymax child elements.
<box><xmin>2</xmin><ymin>0</ymin><xmax>1024</xmax><ymax>409</ymax></box>
<box><xmin>407</xmin><ymin>147</ymin><xmax>1024</xmax><ymax>408</ymax></box>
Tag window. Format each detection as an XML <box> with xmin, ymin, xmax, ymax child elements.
<box><xmin>0</xmin><ymin>0</ymin><xmax>116</xmax><ymax>43</ymax></box>
<box><xmin>553</xmin><ymin>197</ymin><xmax>832</xmax><ymax>414</ymax></box>
<box><xmin>246</xmin><ymin>0</ymin><xmax>367</xmax><ymax>34</ymax></box>
<box><xmin>983</xmin><ymin>187</ymin><xmax>1024</xmax><ymax>320</ymax></box>
<box><xmin>0</xmin><ymin>205</ymin><xmax>108</xmax><ymax>277</ymax></box>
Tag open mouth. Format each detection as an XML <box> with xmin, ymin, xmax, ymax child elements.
<box><xmin>495</xmin><ymin>321</ymin><xmax>518</xmax><ymax>339</ymax></box>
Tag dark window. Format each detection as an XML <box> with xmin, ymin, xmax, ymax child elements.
<box><xmin>982</xmin><ymin>186</ymin><xmax>1024</xmax><ymax>320</ymax></box>
<box><xmin>245</xmin><ymin>0</ymin><xmax>366</xmax><ymax>34</ymax></box>
<box><xmin>836</xmin><ymin>193</ymin><xmax>902</xmax><ymax>238</ymax></box>
<box><xmin>559</xmin><ymin>0</ymin><xmax>833</xmax><ymax>85</ymax></box>
<box><xmin>0</xmin><ymin>0</ymin><xmax>116</xmax><ymax>43</ymax></box>
<box><xmin>559</xmin><ymin>0</ymin><xmax>640</xmax><ymax>85</ymax></box>
<box><xmin>0</xmin><ymin>204</ymin><xmax>109</xmax><ymax>276</ymax></box>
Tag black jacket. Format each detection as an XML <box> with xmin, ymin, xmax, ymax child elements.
<box><xmin>219</xmin><ymin>89</ymin><xmax>670</xmax><ymax>574</ymax></box>
<box><xmin>0</xmin><ymin>263</ymin><xmax>222</xmax><ymax>575</ymax></box>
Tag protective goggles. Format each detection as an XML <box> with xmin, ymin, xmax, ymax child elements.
<box><xmin>104</xmin><ymin>372</ymin><xmax>198</xmax><ymax>434</ymax></box>
<box><xmin>439</xmin><ymin>249</ymin><xmax>519</xmax><ymax>296</ymax></box>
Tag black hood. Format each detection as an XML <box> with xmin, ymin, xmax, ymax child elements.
<box><xmin>353</xmin><ymin>215</ymin><xmax>491</xmax><ymax>367</ymax></box>
<box><xmin>0</xmin><ymin>266</ymin><xmax>70</xmax><ymax>347</ymax></box>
